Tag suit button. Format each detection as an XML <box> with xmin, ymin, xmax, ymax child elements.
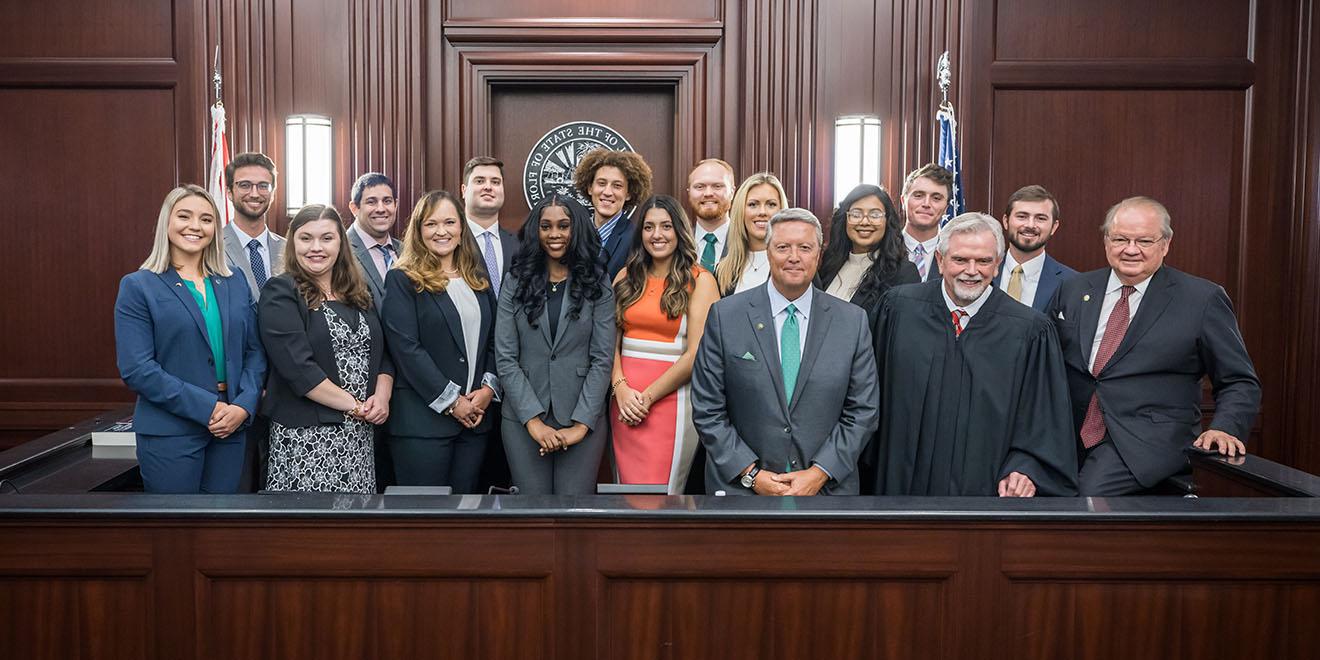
<box><xmin>791</xmin><ymin>460</ymin><xmax>799</xmax><ymax>467</ymax></box>
<box><xmin>783</xmin><ymin>426</ymin><xmax>790</xmax><ymax>433</ymax></box>
<box><xmin>458</xmin><ymin>357</ymin><xmax>466</xmax><ymax>362</ymax></box>
<box><xmin>551</xmin><ymin>354</ymin><xmax>557</xmax><ymax>361</ymax></box>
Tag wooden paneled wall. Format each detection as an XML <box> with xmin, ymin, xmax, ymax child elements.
<box><xmin>2</xmin><ymin>0</ymin><xmax>1319</xmax><ymax>475</ymax></box>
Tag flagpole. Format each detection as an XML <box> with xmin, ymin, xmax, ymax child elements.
<box><xmin>208</xmin><ymin>44</ymin><xmax>235</xmax><ymax>226</ymax></box>
<box><xmin>934</xmin><ymin>51</ymin><xmax>965</xmax><ymax>225</ymax></box>
<box><xmin>936</xmin><ymin>51</ymin><xmax>952</xmax><ymax>110</ymax></box>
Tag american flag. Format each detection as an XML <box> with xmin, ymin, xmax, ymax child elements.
<box><xmin>207</xmin><ymin>102</ymin><xmax>235</xmax><ymax>226</ymax></box>
<box><xmin>936</xmin><ymin>102</ymin><xmax>965</xmax><ymax>227</ymax></box>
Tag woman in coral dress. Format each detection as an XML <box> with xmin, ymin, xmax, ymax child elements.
<box><xmin>610</xmin><ymin>195</ymin><xmax>719</xmax><ymax>493</ymax></box>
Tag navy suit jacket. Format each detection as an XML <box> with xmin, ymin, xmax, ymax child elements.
<box><xmin>114</xmin><ymin>269</ymin><xmax>266</xmax><ymax>436</ymax></box>
<box><xmin>601</xmin><ymin>216</ymin><xmax>635</xmax><ymax>281</ymax></box>
<box><xmin>993</xmin><ymin>252</ymin><xmax>1077</xmax><ymax>312</ymax></box>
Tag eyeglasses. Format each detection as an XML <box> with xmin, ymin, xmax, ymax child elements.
<box><xmin>847</xmin><ymin>209</ymin><xmax>885</xmax><ymax>222</ymax></box>
<box><xmin>1106</xmin><ymin>235</ymin><xmax>1165</xmax><ymax>250</ymax></box>
<box><xmin>234</xmin><ymin>181</ymin><xmax>273</xmax><ymax>193</ymax></box>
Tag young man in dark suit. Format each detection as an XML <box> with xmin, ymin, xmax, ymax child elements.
<box><xmin>346</xmin><ymin>172</ymin><xmax>401</xmax><ymax>312</ymax></box>
<box><xmin>1047</xmin><ymin>196</ymin><xmax>1261</xmax><ymax>495</ymax></box>
<box><xmin>993</xmin><ymin>185</ymin><xmax>1077</xmax><ymax>312</ymax></box>
<box><xmin>572</xmin><ymin>148</ymin><xmax>653</xmax><ymax>280</ymax></box>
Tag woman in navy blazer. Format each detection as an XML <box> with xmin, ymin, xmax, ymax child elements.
<box><xmin>114</xmin><ymin>184</ymin><xmax>266</xmax><ymax>493</ymax></box>
<box><xmin>382</xmin><ymin>190</ymin><xmax>500</xmax><ymax>492</ymax></box>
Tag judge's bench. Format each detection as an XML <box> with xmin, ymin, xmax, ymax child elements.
<box><xmin>2</xmin><ymin>410</ymin><xmax>1319</xmax><ymax>660</ymax></box>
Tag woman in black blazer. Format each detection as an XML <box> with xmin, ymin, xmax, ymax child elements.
<box><xmin>258</xmin><ymin>204</ymin><xmax>393</xmax><ymax>493</ymax></box>
<box><xmin>381</xmin><ymin>190</ymin><xmax>500</xmax><ymax>492</ymax></box>
<box><xmin>817</xmin><ymin>184</ymin><xmax>920</xmax><ymax>319</ymax></box>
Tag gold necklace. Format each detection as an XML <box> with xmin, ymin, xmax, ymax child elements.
<box><xmin>549</xmin><ymin>278</ymin><xmax>566</xmax><ymax>293</ymax></box>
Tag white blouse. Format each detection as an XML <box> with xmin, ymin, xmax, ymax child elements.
<box><xmin>734</xmin><ymin>250</ymin><xmax>771</xmax><ymax>293</ymax></box>
<box><xmin>445</xmin><ymin>277</ymin><xmax>482</xmax><ymax>391</ymax></box>
<box><xmin>825</xmin><ymin>252</ymin><xmax>871</xmax><ymax>301</ymax></box>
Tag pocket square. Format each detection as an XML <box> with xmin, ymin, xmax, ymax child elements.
<box><xmin>1056</xmin><ymin>311</ymin><xmax>1065</xmax><ymax>321</ymax></box>
<box><xmin>738</xmin><ymin>351</ymin><xmax>757</xmax><ymax>361</ymax></box>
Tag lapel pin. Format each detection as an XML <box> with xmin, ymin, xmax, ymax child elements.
<box><xmin>756</xmin><ymin>322</ymin><xmax>764</xmax><ymax>330</ymax></box>
<box><xmin>174</xmin><ymin>282</ymin><xmax>182</xmax><ymax>287</ymax></box>
<box><xmin>1083</xmin><ymin>294</ymin><xmax>1091</xmax><ymax>302</ymax></box>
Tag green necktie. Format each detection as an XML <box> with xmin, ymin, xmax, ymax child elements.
<box><xmin>701</xmin><ymin>234</ymin><xmax>718</xmax><ymax>272</ymax></box>
<box><xmin>780</xmin><ymin>303</ymin><xmax>801</xmax><ymax>403</ymax></box>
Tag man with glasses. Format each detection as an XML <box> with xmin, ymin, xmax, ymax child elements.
<box><xmin>993</xmin><ymin>185</ymin><xmax>1076</xmax><ymax>311</ymax></box>
<box><xmin>223</xmin><ymin>152</ymin><xmax>284</xmax><ymax>299</ymax></box>
<box><xmin>1047</xmin><ymin>196</ymin><xmax>1261</xmax><ymax>495</ymax></box>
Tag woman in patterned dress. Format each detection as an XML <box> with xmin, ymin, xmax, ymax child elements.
<box><xmin>257</xmin><ymin>204</ymin><xmax>394</xmax><ymax>493</ymax></box>
<box><xmin>609</xmin><ymin>195</ymin><xmax>719</xmax><ymax>493</ymax></box>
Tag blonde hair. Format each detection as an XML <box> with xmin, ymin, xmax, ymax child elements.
<box><xmin>140</xmin><ymin>184</ymin><xmax>231</xmax><ymax>276</ymax></box>
<box><xmin>715</xmin><ymin>172</ymin><xmax>788</xmax><ymax>294</ymax></box>
<box><xmin>395</xmin><ymin>190</ymin><xmax>490</xmax><ymax>294</ymax></box>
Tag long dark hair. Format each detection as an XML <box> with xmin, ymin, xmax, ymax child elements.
<box><xmin>508</xmin><ymin>194</ymin><xmax>605</xmax><ymax>327</ymax></box>
<box><xmin>614</xmin><ymin>195</ymin><xmax>699</xmax><ymax>331</ymax></box>
<box><xmin>820</xmin><ymin>184</ymin><xmax>906</xmax><ymax>310</ymax></box>
<box><xmin>283</xmin><ymin>203</ymin><xmax>373</xmax><ymax>310</ymax></box>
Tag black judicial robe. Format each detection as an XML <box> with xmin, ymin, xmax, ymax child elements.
<box><xmin>870</xmin><ymin>280</ymin><xmax>1078</xmax><ymax>496</ymax></box>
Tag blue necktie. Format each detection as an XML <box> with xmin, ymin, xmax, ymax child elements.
<box><xmin>481</xmin><ymin>231</ymin><xmax>502</xmax><ymax>296</ymax></box>
<box><xmin>247</xmin><ymin>239</ymin><xmax>268</xmax><ymax>289</ymax></box>
<box><xmin>377</xmin><ymin>244</ymin><xmax>395</xmax><ymax>271</ymax></box>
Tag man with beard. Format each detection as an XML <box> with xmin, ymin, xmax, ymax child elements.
<box><xmin>899</xmin><ymin>164</ymin><xmax>955</xmax><ymax>282</ymax></box>
<box><xmin>223</xmin><ymin>152</ymin><xmax>285</xmax><ymax>300</ymax></box>
<box><xmin>461</xmin><ymin>156</ymin><xmax>519</xmax><ymax>297</ymax></box>
<box><xmin>871</xmin><ymin>212</ymin><xmax>1078</xmax><ymax>496</ymax></box>
<box><xmin>346</xmin><ymin>171</ymin><xmax>402</xmax><ymax>312</ymax></box>
<box><xmin>993</xmin><ymin>185</ymin><xmax>1076</xmax><ymax>311</ymax></box>
<box><xmin>686</xmin><ymin>158</ymin><xmax>736</xmax><ymax>273</ymax></box>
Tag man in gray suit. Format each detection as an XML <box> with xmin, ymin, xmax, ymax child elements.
<box><xmin>346</xmin><ymin>171</ymin><xmax>401</xmax><ymax>311</ymax></box>
<box><xmin>223</xmin><ymin>152</ymin><xmax>285</xmax><ymax>300</ymax></box>
<box><xmin>692</xmin><ymin>208</ymin><xmax>879</xmax><ymax>495</ymax></box>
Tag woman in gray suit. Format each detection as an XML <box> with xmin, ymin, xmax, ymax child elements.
<box><xmin>495</xmin><ymin>195</ymin><xmax>615</xmax><ymax>494</ymax></box>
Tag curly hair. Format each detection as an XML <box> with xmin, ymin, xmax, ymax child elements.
<box><xmin>572</xmin><ymin>149</ymin><xmax>653</xmax><ymax>213</ymax></box>
<box><xmin>508</xmin><ymin>194</ymin><xmax>605</xmax><ymax>328</ymax></box>
<box><xmin>819</xmin><ymin>184</ymin><xmax>907</xmax><ymax>311</ymax></box>
<box><xmin>614</xmin><ymin>195</ymin><xmax>700</xmax><ymax>331</ymax></box>
<box><xmin>283</xmin><ymin>204</ymin><xmax>373</xmax><ymax>310</ymax></box>
<box><xmin>395</xmin><ymin>190</ymin><xmax>490</xmax><ymax>294</ymax></box>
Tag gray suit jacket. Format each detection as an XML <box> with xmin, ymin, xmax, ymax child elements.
<box><xmin>346</xmin><ymin>226</ymin><xmax>401</xmax><ymax>312</ymax></box>
<box><xmin>223</xmin><ymin>224</ymin><xmax>285</xmax><ymax>300</ymax></box>
<box><xmin>691</xmin><ymin>283</ymin><xmax>879</xmax><ymax>494</ymax></box>
<box><xmin>494</xmin><ymin>273</ymin><xmax>616</xmax><ymax>430</ymax></box>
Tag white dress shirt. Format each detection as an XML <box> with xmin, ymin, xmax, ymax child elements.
<box><xmin>999</xmin><ymin>250</ymin><xmax>1047</xmax><ymax>306</ymax></box>
<box><xmin>903</xmin><ymin>231</ymin><xmax>940</xmax><ymax>282</ymax></box>
<box><xmin>941</xmin><ymin>281</ymin><xmax>994</xmax><ymax>334</ymax></box>
<box><xmin>695</xmin><ymin>219</ymin><xmax>731</xmax><ymax>263</ymax></box>
<box><xmin>735</xmin><ymin>251</ymin><xmax>771</xmax><ymax>293</ymax></box>
<box><xmin>468</xmin><ymin>219</ymin><xmax>504</xmax><ymax>275</ymax></box>
<box><xmin>231</xmin><ymin>222</ymin><xmax>272</xmax><ymax>281</ymax></box>
<box><xmin>766</xmin><ymin>280</ymin><xmax>811</xmax><ymax>358</ymax></box>
<box><xmin>1087</xmin><ymin>270</ymin><xmax>1153</xmax><ymax>372</ymax></box>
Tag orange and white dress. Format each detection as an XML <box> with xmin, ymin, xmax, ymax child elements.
<box><xmin>611</xmin><ymin>272</ymin><xmax>700</xmax><ymax>494</ymax></box>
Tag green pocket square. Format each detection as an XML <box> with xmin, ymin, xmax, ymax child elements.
<box><xmin>739</xmin><ymin>351</ymin><xmax>757</xmax><ymax>361</ymax></box>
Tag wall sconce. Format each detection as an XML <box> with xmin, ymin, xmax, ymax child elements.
<box><xmin>285</xmin><ymin>114</ymin><xmax>333</xmax><ymax>214</ymax></box>
<box><xmin>834</xmin><ymin>115</ymin><xmax>883</xmax><ymax>206</ymax></box>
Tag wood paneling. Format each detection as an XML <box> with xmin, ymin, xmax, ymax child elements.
<box><xmin>444</xmin><ymin>0</ymin><xmax>721</xmax><ymax>24</ymax></box>
<box><xmin>0</xmin><ymin>0</ymin><xmax>174</xmax><ymax>59</ymax></box>
<box><xmin>995</xmin><ymin>0</ymin><xmax>1250</xmax><ymax>60</ymax></box>
<box><xmin>989</xmin><ymin>89</ymin><xmax>1243</xmax><ymax>283</ymax></box>
<box><xmin>2</xmin><ymin>518</ymin><xmax>1319</xmax><ymax>659</ymax></box>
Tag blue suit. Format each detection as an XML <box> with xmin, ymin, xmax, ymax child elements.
<box><xmin>114</xmin><ymin>268</ymin><xmax>266</xmax><ymax>492</ymax></box>
<box><xmin>601</xmin><ymin>217</ymin><xmax>635</xmax><ymax>281</ymax></box>
<box><xmin>993</xmin><ymin>253</ymin><xmax>1077</xmax><ymax>312</ymax></box>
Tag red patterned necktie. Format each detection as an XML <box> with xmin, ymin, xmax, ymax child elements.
<box><xmin>950</xmin><ymin>309</ymin><xmax>967</xmax><ymax>337</ymax></box>
<box><xmin>1079</xmin><ymin>285</ymin><xmax>1135</xmax><ymax>448</ymax></box>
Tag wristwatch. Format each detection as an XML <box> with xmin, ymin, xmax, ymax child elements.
<box><xmin>739</xmin><ymin>465</ymin><xmax>761</xmax><ymax>490</ymax></box>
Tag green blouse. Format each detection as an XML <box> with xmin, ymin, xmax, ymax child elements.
<box><xmin>182</xmin><ymin>277</ymin><xmax>226</xmax><ymax>383</ymax></box>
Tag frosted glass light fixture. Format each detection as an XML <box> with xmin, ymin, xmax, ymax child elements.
<box><xmin>834</xmin><ymin>115</ymin><xmax>883</xmax><ymax>206</ymax></box>
<box><xmin>285</xmin><ymin>114</ymin><xmax>333</xmax><ymax>214</ymax></box>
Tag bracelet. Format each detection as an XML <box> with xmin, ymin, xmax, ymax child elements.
<box><xmin>349</xmin><ymin>402</ymin><xmax>363</xmax><ymax>418</ymax></box>
<box><xmin>611</xmin><ymin>377</ymin><xmax>628</xmax><ymax>394</ymax></box>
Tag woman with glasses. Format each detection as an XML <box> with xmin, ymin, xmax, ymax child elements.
<box><xmin>818</xmin><ymin>184</ymin><xmax>920</xmax><ymax>316</ymax></box>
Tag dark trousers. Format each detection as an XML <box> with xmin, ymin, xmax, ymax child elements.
<box><xmin>1077</xmin><ymin>438</ymin><xmax>1145</xmax><ymax>496</ymax></box>
<box><xmin>502</xmin><ymin>415</ymin><xmax>606</xmax><ymax>495</ymax></box>
<box><xmin>390</xmin><ymin>430</ymin><xmax>488</xmax><ymax>494</ymax></box>
<box><xmin>136</xmin><ymin>431</ymin><xmax>246</xmax><ymax>494</ymax></box>
<box><xmin>238</xmin><ymin>415</ymin><xmax>270</xmax><ymax>492</ymax></box>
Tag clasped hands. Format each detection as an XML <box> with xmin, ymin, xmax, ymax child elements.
<box><xmin>527</xmin><ymin>418</ymin><xmax>588</xmax><ymax>456</ymax></box>
<box><xmin>347</xmin><ymin>392</ymin><xmax>390</xmax><ymax>425</ymax></box>
<box><xmin>447</xmin><ymin>386</ymin><xmax>495</xmax><ymax>429</ymax></box>
<box><xmin>208</xmin><ymin>402</ymin><xmax>248</xmax><ymax>438</ymax></box>
<box><xmin>614</xmin><ymin>382</ymin><xmax>653</xmax><ymax>426</ymax></box>
<box><xmin>749</xmin><ymin>465</ymin><xmax>830</xmax><ymax>496</ymax></box>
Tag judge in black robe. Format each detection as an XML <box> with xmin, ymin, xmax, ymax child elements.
<box><xmin>870</xmin><ymin>278</ymin><xmax>1079</xmax><ymax>497</ymax></box>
